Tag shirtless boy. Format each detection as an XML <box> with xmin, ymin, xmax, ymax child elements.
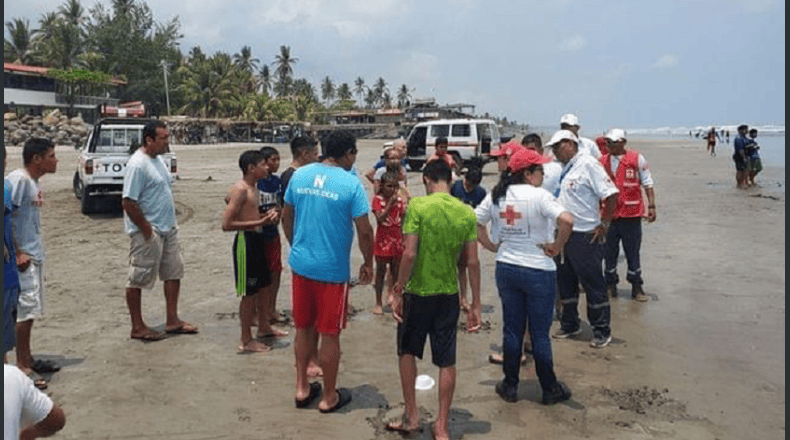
<box><xmin>222</xmin><ymin>150</ymin><xmax>279</xmax><ymax>352</ymax></box>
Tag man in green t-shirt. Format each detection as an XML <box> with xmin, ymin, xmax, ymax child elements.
<box><xmin>387</xmin><ymin>160</ymin><xmax>481</xmax><ymax>440</ymax></box>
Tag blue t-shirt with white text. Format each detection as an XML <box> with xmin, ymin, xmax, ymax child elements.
<box><xmin>256</xmin><ymin>174</ymin><xmax>283</xmax><ymax>239</ymax></box>
<box><xmin>284</xmin><ymin>163</ymin><xmax>369</xmax><ymax>283</ymax></box>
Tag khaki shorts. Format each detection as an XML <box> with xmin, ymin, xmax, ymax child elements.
<box><xmin>17</xmin><ymin>261</ymin><xmax>45</xmax><ymax>322</ymax></box>
<box><xmin>126</xmin><ymin>228</ymin><xmax>184</xmax><ymax>290</ymax></box>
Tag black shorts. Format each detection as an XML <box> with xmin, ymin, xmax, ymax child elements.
<box><xmin>232</xmin><ymin>231</ymin><xmax>271</xmax><ymax>297</ymax></box>
<box><xmin>397</xmin><ymin>292</ymin><xmax>460</xmax><ymax>367</ymax></box>
<box><xmin>733</xmin><ymin>154</ymin><xmax>747</xmax><ymax>171</ymax></box>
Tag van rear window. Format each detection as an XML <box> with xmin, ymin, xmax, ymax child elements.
<box><xmin>430</xmin><ymin>125</ymin><xmax>450</xmax><ymax>137</ymax></box>
<box><xmin>451</xmin><ymin>124</ymin><xmax>471</xmax><ymax>137</ymax></box>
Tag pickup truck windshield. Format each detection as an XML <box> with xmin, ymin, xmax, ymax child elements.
<box><xmin>95</xmin><ymin>126</ymin><xmax>143</xmax><ymax>154</ymax></box>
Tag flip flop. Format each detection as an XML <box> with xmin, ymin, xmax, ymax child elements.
<box><xmin>26</xmin><ymin>372</ymin><xmax>48</xmax><ymax>390</ymax></box>
<box><xmin>257</xmin><ymin>329</ymin><xmax>289</xmax><ymax>338</ymax></box>
<box><xmin>165</xmin><ymin>322</ymin><xmax>199</xmax><ymax>334</ymax></box>
<box><xmin>295</xmin><ymin>382</ymin><xmax>322</xmax><ymax>409</ymax></box>
<box><xmin>31</xmin><ymin>358</ymin><xmax>60</xmax><ymax>373</ymax></box>
<box><xmin>319</xmin><ymin>388</ymin><xmax>352</xmax><ymax>413</ymax></box>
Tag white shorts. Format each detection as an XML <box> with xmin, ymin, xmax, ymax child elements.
<box><xmin>17</xmin><ymin>261</ymin><xmax>45</xmax><ymax>322</ymax></box>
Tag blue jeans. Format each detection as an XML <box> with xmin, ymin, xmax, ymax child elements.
<box><xmin>495</xmin><ymin>262</ymin><xmax>558</xmax><ymax>392</ymax></box>
<box><xmin>604</xmin><ymin>218</ymin><xmax>643</xmax><ymax>286</ymax></box>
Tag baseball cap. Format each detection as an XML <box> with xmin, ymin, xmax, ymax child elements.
<box><xmin>545</xmin><ymin>130</ymin><xmax>579</xmax><ymax>148</ymax></box>
<box><xmin>489</xmin><ymin>141</ymin><xmax>524</xmax><ymax>157</ymax></box>
<box><xmin>605</xmin><ymin>128</ymin><xmax>626</xmax><ymax>142</ymax></box>
<box><xmin>508</xmin><ymin>148</ymin><xmax>552</xmax><ymax>173</ymax></box>
<box><xmin>560</xmin><ymin>113</ymin><xmax>579</xmax><ymax>126</ymax></box>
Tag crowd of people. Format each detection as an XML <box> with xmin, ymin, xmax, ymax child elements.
<box><xmin>4</xmin><ymin>113</ymin><xmax>661</xmax><ymax>439</ymax></box>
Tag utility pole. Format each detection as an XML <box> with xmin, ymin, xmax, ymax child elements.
<box><xmin>161</xmin><ymin>60</ymin><xmax>171</xmax><ymax>116</ymax></box>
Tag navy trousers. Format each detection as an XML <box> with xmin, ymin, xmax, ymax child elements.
<box><xmin>557</xmin><ymin>231</ymin><xmax>611</xmax><ymax>338</ymax></box>
<box><xmin>604</xmin><ymin>218</ymin><xmax>644</xmax><ymax>287</ymax></box>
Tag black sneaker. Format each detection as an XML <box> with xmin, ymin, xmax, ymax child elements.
<box><xmin>552</xmin><ymin>327</ymin><xmax>582</xmax><ymax>339</ymax></box>
<box><xmin>542</xmin><ymin>381</ymin><xmax>572</xmax><ymax>405</ymax></box>
<box><xmin>607</xmin><ymin>284</ymin><xmax>618</xmax><ymax>298</ymax></box>
<box><xmin>495</xmin><ymin>381</ymin><xmax>518</xmax><ymax>403</ymax></box>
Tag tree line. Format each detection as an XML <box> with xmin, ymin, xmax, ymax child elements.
<box><xmin>4</xmin><ymin>0</ymin><xmax>414</xmax><ymax>122</ymax></box>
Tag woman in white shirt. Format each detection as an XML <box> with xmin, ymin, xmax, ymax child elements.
<box><xmin>475</xmin><ymin>149</ymin><xmax>574</xmax><ymax>405</ymax></box>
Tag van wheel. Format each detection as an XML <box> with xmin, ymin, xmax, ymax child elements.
<box><xmin>81</xmin><ymin>186</ymin><xmax>94</xmax><ymax>214</ymax></box>
<box><xmin>73</xmin><ymin>172</ymin><xmax>83</xmax><ymax>199</ymax></box>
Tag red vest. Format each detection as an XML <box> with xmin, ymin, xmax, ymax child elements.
<box><xmin>601</xmin><ymin>150</ymin><xmax>644</xmax><ymax>219</ymax></box>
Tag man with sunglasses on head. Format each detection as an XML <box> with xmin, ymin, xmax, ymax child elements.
<box><xmin>600</xmin><ymin>129</ymin><xmax>656</xmax><ymax>302</ymax></box>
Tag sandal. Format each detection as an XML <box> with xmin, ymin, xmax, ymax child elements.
<box><xmin>31</xmin><ymin>358</ymin><xmax>60</xmax><ymax>374</ymax></box>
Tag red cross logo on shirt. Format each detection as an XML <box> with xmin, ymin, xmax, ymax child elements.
<box><xmin>499</xmin><ymin>205</ymin><xmax>522</xmax><ymax>225</ymax></box>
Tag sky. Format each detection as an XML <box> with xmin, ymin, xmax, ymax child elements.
<box><xmin>5</xmin><ymin>0</ymin><xmax>786</xmax><ymax>133</ymax></box>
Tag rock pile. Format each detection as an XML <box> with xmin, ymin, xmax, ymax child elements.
<box><xmin>4</xmin><ymin>110</ymin><xmax>91</xmax><ymax>147</ymax></box>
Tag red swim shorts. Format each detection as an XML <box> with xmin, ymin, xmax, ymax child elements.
<box><xmin>291</xmin><ymin>272</ymin><xmax>348</xmax><ymax>336</ymax></box>
<box><xmin>263</xmin><ymin>235</ymin><xmax>283</xmax><ymax>273</ymax></box>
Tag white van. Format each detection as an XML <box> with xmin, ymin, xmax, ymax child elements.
<box><xmin>400</xmin><ymin>119</ymin><xmax>501</xmax><ymax>170</ymax></box>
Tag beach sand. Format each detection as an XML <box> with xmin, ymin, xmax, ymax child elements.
<box><xmin>5</xmin><ymin>137</ymin><xmax>784</xmax><ymax>439</ymax></box>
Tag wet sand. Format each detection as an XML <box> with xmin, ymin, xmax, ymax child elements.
<box><xmin>5</xmin><ymin>137</ymin><xmax>784</xmax><ymax>439</ymax></box>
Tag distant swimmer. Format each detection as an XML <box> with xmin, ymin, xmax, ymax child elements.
<box><xmin>706</xmin><ymin>127</ymin><xmax>722</xmax><ymax>157</ymax></box>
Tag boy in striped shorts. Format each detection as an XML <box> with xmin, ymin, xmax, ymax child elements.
<box><xmin>222</xmin><ymin>150</ymin><xmax>280</xmax><ymax>352</ymax></box>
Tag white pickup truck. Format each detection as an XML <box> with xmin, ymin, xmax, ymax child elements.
<box><xmin>73</xmin><ymin>118</ymin><xmax>177</xmax><ymax>214</ymax></box>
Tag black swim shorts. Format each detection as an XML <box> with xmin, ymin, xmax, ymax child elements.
<box><xmin>397</xmin><ymin>292</ymin><xmax>460</xmax><ymax>367</ymax></box>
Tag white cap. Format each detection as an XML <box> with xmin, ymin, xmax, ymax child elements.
<box><xmin>605</xmin><ymin>128</ymin><xmax>626</xmax><ymax>142</ymax></box>
<box><xmin>546</xmin><ymin>129</ymin><xmax>579</xmax><ymax>147</ymax></box>
<box><xmin>560</xmin><ymin>113</ymin><xmax>579</xmax><ymax>126</ymax></box>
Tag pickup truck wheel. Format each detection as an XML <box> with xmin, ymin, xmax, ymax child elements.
<box><xmin>81</xmin><ymin>186</ymin><xmax>94</xmax><ymax>214</ymax></box>
<box><xmin>73</xmin><ymin>172</ymin><xmax>83</xmax><ymax>199</ymax></box>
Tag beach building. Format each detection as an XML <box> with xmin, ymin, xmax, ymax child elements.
<box><xmin>4</xmin><ymin>63</ymin><xmax>125</xmax><ymax>122</ymax></box>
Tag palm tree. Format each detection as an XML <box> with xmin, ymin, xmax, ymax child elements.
<box><xmin>320</xmin><ymin>76</ymin><xmax>335</xmax><ymax>106</ymax></box>
<box><xmin>37</xmin><ymin>12</ymin><xmax>59</xmax><ymax>42</ymax></box>
<box><xmin>364</xmin><ymin>88</ymin><xmax>376</xmax><ymax>109</ymax></box>
<box><xmin>273</xmin><ymin>45</ymin><xmax>297</xmax><ymax>81</ymax></box>
<box><xmin>178</xmin><ymin>51</ymin><xmax>240</xmax><ymax>118</ymax></box>
<box><xmin>58</xmin><ymin>0</ymin><xmax>85</xmax><ymax>28</ymax></box>
<box><xmin>4</xmin><ymin>18</ymin><xmax>38</xmax><ymax>65</ymax></box>
<box><xmin>336</xmin><ymin>83</ymin><xmax>352</xmax><ymax>102</ymax></box>
<box><xmin>397</xmin><ymin>84</ymin><xmax>411</xmax><ymax>108</ymax></box>
<box><xmin>258</xmin><ymin>64</ymin><xmax>272</xmax><ymax>96</ymax></box>
<box><xmin>382</xmin><ymin>92</ymin><xmax>393</xmax><ymax>109</ymax></box>
<box><xmin>373</xmin><ymin>77</ymin><xmax>388</xmax><ymax>108</ymax></box>
<box><xmin>188</xmin><ymin>46</ymin><xmax>206</xmax><ymax>64</ymax></box>
<box><xmin>354</xmin><ymin>77</ymin><xmax>366</xmax><ymax>107</ymax></box>
<box><xmin>233</xmin><ymin>45</ymin><xmax>259</xmax><ymax>74</ymax></box>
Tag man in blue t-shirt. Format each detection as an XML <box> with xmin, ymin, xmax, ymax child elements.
<box><xmin>282</xmin><ymin>130</ymin><xmax>374</xmax><ymax>413</ymax></box>
<box><xmin>4</xmin><ymin>146</ymin><xmax>20</xmax><ymax>361</ymax></box>
<box><xmin>732</xmin><ymin>124</ymin><xmax>751</xmax><ymax>189</ymax></box>
<box><xmin>450</xmin><ymin>166</ymin><xmax>486</xmax><ymax>208</ymax></box>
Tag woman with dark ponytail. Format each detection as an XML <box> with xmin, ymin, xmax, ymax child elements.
<box><xmin>474</xmin><ymin>148</ymin><xmax>575</xmax><ymax>405</ymax></box>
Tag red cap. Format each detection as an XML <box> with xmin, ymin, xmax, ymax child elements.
<box><xmin>490</xmin><ymin>141</ymin><xmax>525</xmax><ymax>157</ymax></box>
<box><xmin>508</xmin><ymin>149</ymin><xmax>552</xmax><ymax>173</ymax></box>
